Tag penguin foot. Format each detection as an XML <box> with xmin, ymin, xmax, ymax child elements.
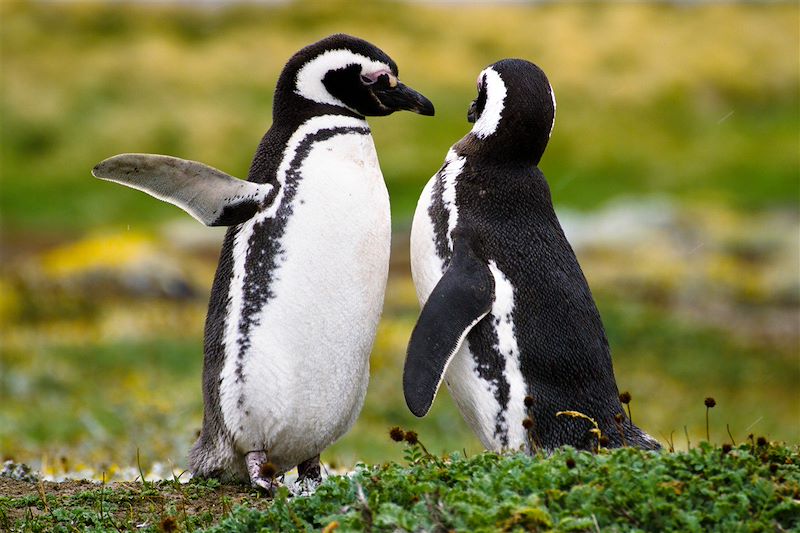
<box><xmin>245</xmin><ymin>450</ymin><xmax>281</xmax><ymax>495</ymax></box>
<box><xmin>297</xmin><ymin>454</ymin><xmax>322</xmax><ymax>483</ymax></box>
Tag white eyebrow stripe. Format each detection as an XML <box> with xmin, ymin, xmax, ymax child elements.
<box><xmin>548</xmin><ymin>81</ymin><xmax>557</xmax><ymax>138</ymax></box>
<box><xmin>471</xmin><ymin>68</ymin><xmax>506</xmax><ymax>139</ymax></box>
<box><xmin>294</xmin><ymin>49</ymin><xmax>390</xmax><ymax>110</ymax></box>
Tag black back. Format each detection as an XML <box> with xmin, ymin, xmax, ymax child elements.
<box><xmin>430</xmin><ymin>59</ymin><xmax>658</xmax><ymax>450</ymax></box>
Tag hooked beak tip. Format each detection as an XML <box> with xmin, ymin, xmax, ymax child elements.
<box><xmin>415</xmin><ymin>98</ymin><xmax>435</xmax><ymax>116</ymax></box>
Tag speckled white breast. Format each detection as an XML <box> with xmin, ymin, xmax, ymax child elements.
<box><xmin>219</xmin><ymin>118</ymin><xmax>390</xmax><ymax>470</ymax></box>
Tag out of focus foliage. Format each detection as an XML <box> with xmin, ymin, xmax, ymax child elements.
<box><xmin>0</xmin><ymin>1</ymin><xmax>798</xmax><ymax>476</ymax></box>
<box><xmin>2</xmin><ymin>204</ymin><xmax>797</xmax><ymax>475</ymax></box>
<box><xmin>1</xmin><ymin>1</ymin><xmax>798</xmax><ymax>233</ymax></box>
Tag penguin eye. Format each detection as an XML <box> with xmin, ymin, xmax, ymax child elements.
<box><xmin>361</xmin><ymin>69</ymin><xmax>395</xmax><ymax>88</ymax></box>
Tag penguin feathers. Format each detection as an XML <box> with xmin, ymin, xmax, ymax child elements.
<box><xmin>273</xmin><ymin>33</ymin><xmax>434</xmax><ymax>121</ymax></box>
<box><xmin>92</xmin><ymin>153</ymin><xmax>272</xmax><ymax>227</ymax></box>
<box><xmin>404</xmin><ymin>229</ymin><xmax>494</xmax><ymax>417</ymax></box>
<box><xmin>407</xmin><ymin>58</ymin><xmax>660</xmax><ymax>452</ymax></box>
<box><xmin>464</xmin><ymin>59</ymin><xmax>555</xmax><ymax>164</ymax></box>
<box><xmin>92</xmin><ymin>34</ymin><xmax>437</xmax><ymax>488</ymax></box>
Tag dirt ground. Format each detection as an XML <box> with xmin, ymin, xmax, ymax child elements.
<box><xmin>0</xmin><ymin>476</ymin><xmax>270</xmax><ymax>531</ymax></box>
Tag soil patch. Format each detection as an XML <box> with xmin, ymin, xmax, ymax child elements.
<box><xmin>0</xmin><ymin>476</ymin><xmax>270</xmax><ymax>531</ymax></box>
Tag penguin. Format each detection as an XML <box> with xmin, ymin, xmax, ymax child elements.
<box><xmin>404</xmin><ymin>59</ymin><xmax>659</xmax><ymax>453</ymax></box>
<box><xmin>92</xmin><ymin>34</ymin><xmax>435</xmax><ymax>490</ymax></box>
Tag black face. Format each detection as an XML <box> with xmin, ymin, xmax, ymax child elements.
<box><xmin>467</xmin><ymin>73</ymin><xmax>488</xmax><ymax>123</ymax></box>
<box><xmin>461</xmin><ymin>59</ymin><xmax>557</xmax><ymax>164</ymax></box>
<box><xmin>275</xmin><ymin>34</ymin><xmax>435</xmax><ymax>119</ymax></box>
<box><xmin>323</xmin><ymin>62</ymin><xmax>434</xmax><ymax>117</ymax></box>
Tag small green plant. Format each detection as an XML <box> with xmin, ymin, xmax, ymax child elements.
<box><xmin>389</xmin><ymin>426</ymin><xmax>441</xmax><ymax>467</ymax></box>
<box><xmin>205</xmin><ymin>441</ymin><xmax>800</xmax><ymax>532</ymax></box>
<box><xmin>619</xmin><ymin>391</ymin><xmax>633</xmax><ymax>424</ymax></box>
<box><xmin>705</xmin><ymin>397</ymin><xmax>716</xmax><ymax>442</ymax></box>
<box><xmin>522</xmin><ymin>395</ymin><xmax>541</xmax><ymax>455</ymax></box>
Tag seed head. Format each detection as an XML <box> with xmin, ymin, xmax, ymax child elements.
<box><xmin>524</xmin><ymin>396</ymin><xmax>534</xmax><ymax>408</ymax></box>
<box><xmin>259</xmin><ymin>462</ymin><xmax>277</xmax><ymax>479</ymax></box>
<box><xmin>565</xmin><ymin>457</ymin><xmax>576</xmax><ymax>469</ymax></box>
<box><xmin>619</xmin><ymin>391</ymin><xmax>631</xmax><ymax>405</ymax></box>
<box><xmin>160</xmin><ymin>517</ymin><xmax>178</xmax><ymax>533</ymax></box>
<box><xmin>522</xmin><ymin>417</ymin><xmax>534</xmax><ymax>430</ymax></box>
<box><xmin>756</xmin><ymin>436</ymin><xmax>768</xmax><ymax>447</ymax></box>
<box><xmin>404</xmin><ymin>431</ymin><xmax>419</xmax><ymax>445</ymax></box>
<box><xmin>721</xmin><ymin>443</ymin><xmax>732</xmax><ymax>454</ymax></box>
<box><xmin>389</xmin><ymin>426</ymin><xmax>405</xmax><ymax>442</ymax></box>
<box><xmin>704</xmin><ymin>397</ymin><xmax>716</xmax><ymax>408</ymax></box>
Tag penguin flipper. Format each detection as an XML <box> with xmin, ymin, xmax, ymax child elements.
<box><xmin>404</xmin><ymin>231</ymin><xmax>494</xmax><ymax>417</ymax></box>
<box><xmin>92</xmin><ymin>153</ymin><xmax>273</xmax><ymax>226</ymax></box>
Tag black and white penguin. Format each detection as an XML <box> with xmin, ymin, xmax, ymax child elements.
<box><xmin>93</xmin><ymin>34</ymin><xmax>434</xmax><ymax>490</ymax></box>
<box><xmin>405</xmin><ymin>59</ymin><xmax>659</xmax><ymax>453</ymax></box>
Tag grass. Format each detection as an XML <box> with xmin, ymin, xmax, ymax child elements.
<box><xmin>1</xmin><ymin>441</ymin><xmax>798</xmax><ymax>532</ymax></box>
<box><xmin>0</xmin><ymin>476</ymin><xmax>270</xmax><ymax>532</ymax></box>
<box><xmin>1</xmin><ymin>2</ymin><xmax>798</xmax><ymax>234</ymax></box>
<box><xmin>216</xmin><ymin>440</ymin><xmax>800</xmax><ymax>532</ymax></box>
<box><xmin>2</xmin><ymin>269</ymin><xmax>798</xmax><ymax>475</ymax></box>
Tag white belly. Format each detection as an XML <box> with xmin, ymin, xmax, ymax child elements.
<box><xmin>410</xmin><ymin>177</ymin><xmax>526</xmax><ymax>452</ymax></box>
<box><xmin>220</xmin><ymin>126</ymin><xmax>390</xmax><ymax>469</ymax></box>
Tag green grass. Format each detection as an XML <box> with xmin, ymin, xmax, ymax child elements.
<box><xmin>1</xmin><ymin>2</ymin><xmax>798</xmax><ymax>234</ymax></box>
<box><xmin>2</xmin><ymin>274</ymin><xmax>797</xmax><ymax>474</ymax></box>
<box><xmin>0</xmin><ymin>338</ymin><xmax>204</xmax><ymax>471</ymax></box>
<box><xmin>3</xmin><ymin>443</ymin><xmax>797</xmax><ymax>532</ymax></box>
<box><xmin>0</xmin><ymin>476</ymin><xmax>268</xmax><ymax>532</ymax></box>
<box><xmin>216</xmin><ymin>442</ymin><xmax>800</xmax><ymax>532</ymax></box>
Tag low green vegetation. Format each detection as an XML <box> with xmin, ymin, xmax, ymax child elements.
<box><xmin>218</xmin><ymin>439</ymin><xmax>800</xmax><ymax>532</ymax></box>
<box><xmin>1</xmin><ymin>2</ymin><xmax>798</xmax><ymax>234</ymax></box>
<box><xmin>2</xmin><ymin>269</ymin><xmax>798</xmax><ymax>473</ymax></box>
<box><xmin>2</xmin><ymin>440</ymin><xmax>798</xmax><ymax>532</ymax></box>
<box><xmin>0</xmin><ymin>476</ymin><xmax>268</xmax><ymax>532</ymax></box>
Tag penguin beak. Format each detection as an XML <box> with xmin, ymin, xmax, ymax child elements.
<box><xmin>374</xmin><ymin>81</ymin><xmax>435</xmax><ymax>116</ymax></box>
<box><xmin>467</xmin><ymin>100</ymin><xmax>478</xmax><ymax>123</ymax></box>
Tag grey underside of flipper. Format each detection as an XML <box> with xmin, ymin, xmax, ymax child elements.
<box><xmin>92</xmin><ymin>153</ymin><xmax>273</xmax><ymax>226</ymax></box>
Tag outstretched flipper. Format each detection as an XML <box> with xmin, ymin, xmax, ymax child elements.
<box><xmin>404</xmin><ymin>230</ymin><xmax>494</xmax><ymax>417</ymax></box>
<box><xmin>92</xmin><ymin>153</ymin><xmax>273</xmax><ymax>226</ymax></box>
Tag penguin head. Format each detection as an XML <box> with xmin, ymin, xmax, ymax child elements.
<box><xmin>275</xmin><ymin>34</ymin><xmax>434</xmax><ymax>118</ymax></box>
<box><xmin>465</xmin><ymin>59</ymin><xmax>555</xmax><ymax>164</ymax></box>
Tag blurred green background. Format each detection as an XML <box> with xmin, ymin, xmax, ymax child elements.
<box><xmin>1</xmin><ymin>1</ymin><xmax>798</xmax><ymax>479</ymax></box>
